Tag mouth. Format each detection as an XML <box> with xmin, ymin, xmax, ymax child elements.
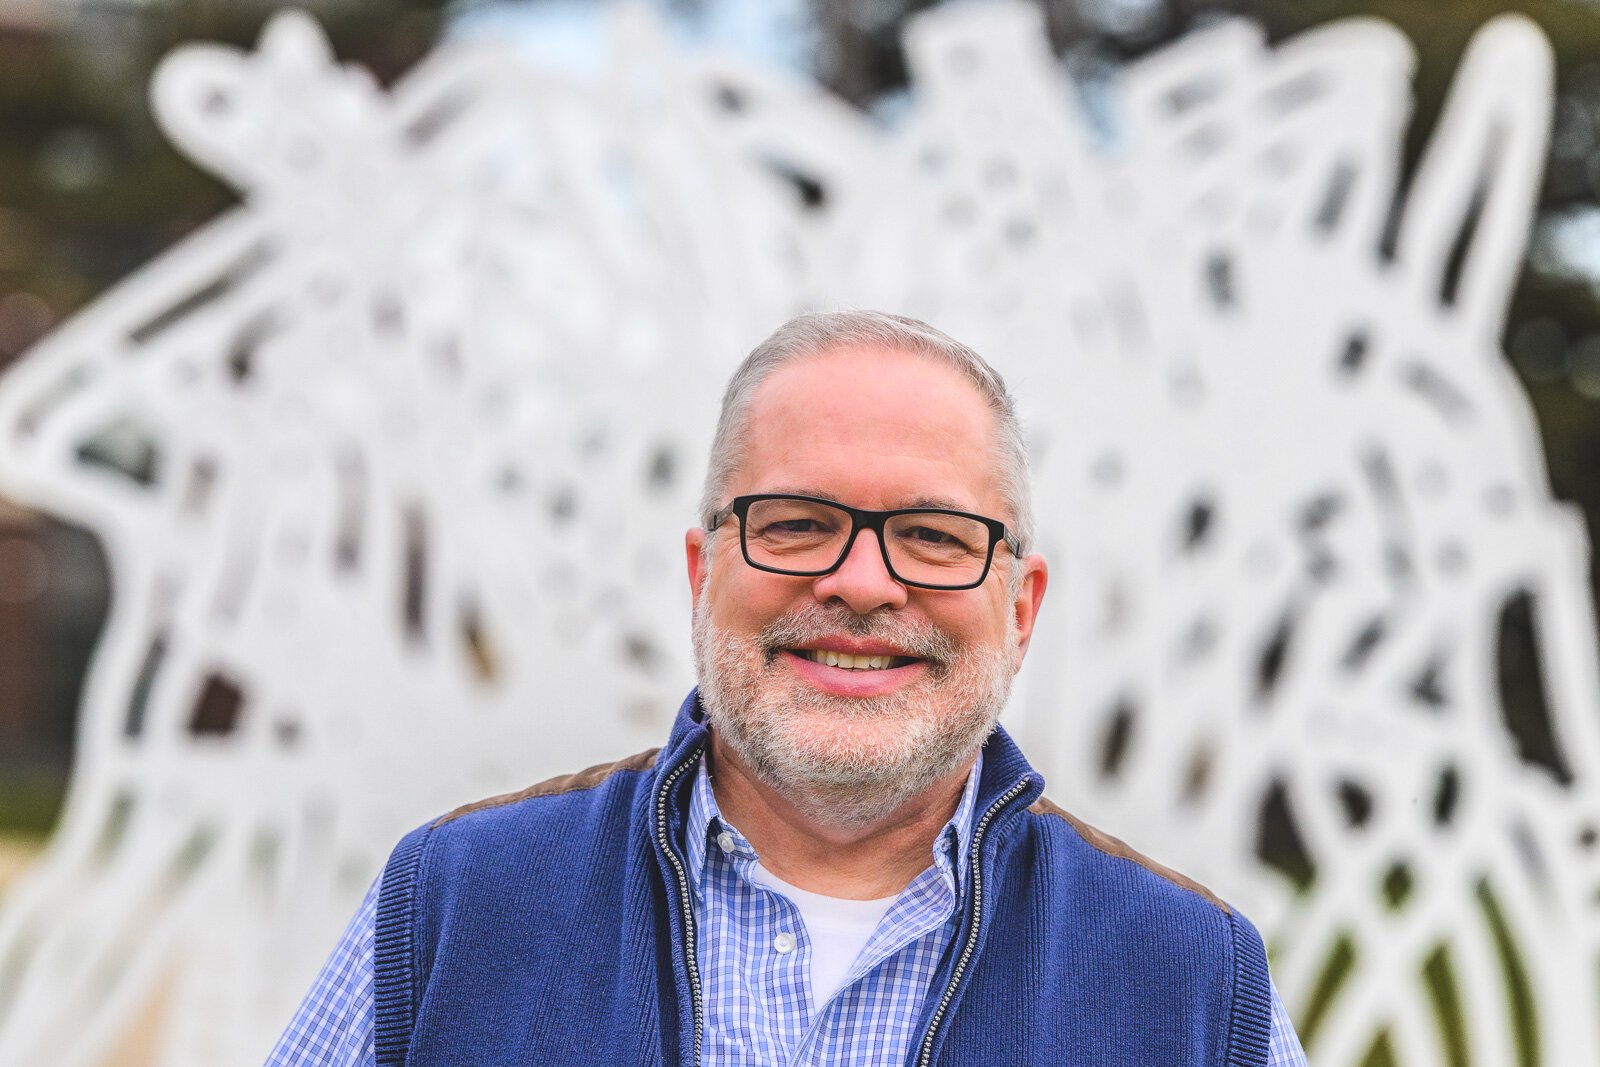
<box><xmin>785</xmin><ymin>648</ymin><xmax>921</xmax><ymax>672</ymax></box>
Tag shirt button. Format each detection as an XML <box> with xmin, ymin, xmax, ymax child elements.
<box><xmin>716</xmin><ymin>831</ymin><xmax>736</xmax><ymax>854</ymax></box>
<box><xmin>773</xmin><ymin>933</ymin><xmax>796</xmax><ymax>955</ymax></box>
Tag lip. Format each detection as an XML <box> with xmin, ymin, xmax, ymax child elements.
<box><xmin>781</xmin><ymin>648</ymin><xmax>926</xmax><ymax>697</ymax></box>
<box><xmin>787</xmin><ymin>637</ymin><xmax>917</xmax><ymax>658</ymax></box>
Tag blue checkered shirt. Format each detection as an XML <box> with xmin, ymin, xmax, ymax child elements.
<box><xmin>268</xmin><ymin>755</ymin><xmax>1310</xmax><ymax>1065</ymax></box>
<box><xmin>685</xmin><ymin>753</ymin><xmax>981</xmax><ymax>1065</ymax></box>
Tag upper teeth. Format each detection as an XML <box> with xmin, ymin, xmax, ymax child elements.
<box><xmin>803</xmin><ymin>650</ymin><xmax>896</xmax><ymax>670</ymax></box>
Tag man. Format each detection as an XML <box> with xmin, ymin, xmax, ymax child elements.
<box><xmin>271</xmin><ymin>311</ymin><xmax>1308</xmax><ymax>1064</ymax></box>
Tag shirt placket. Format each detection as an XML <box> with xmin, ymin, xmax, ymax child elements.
<box><xmin>713</xmin><ymin>820</ymin><xmax>815</xmax><ymax>1061</ymax></box>
<box><xmin>786</xmin><ymin>830</ymin><xmax>961</xmax><ymax>1067</ymax></box>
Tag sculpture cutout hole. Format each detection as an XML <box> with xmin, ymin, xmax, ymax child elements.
<box><xmin>1477</xmin><ymin>880</ymin><xmax>1541</xmax><ymax>1065</ymax></box>
<box><xmin>227</xmin><ymin>311</ymin><xmax>279</xmax><ymax>384</ymax></box>
<box><xmin>1164</xmin><ymin>75</ymin><xmax>1221</xmax><ymax>115</ymax></box>
<box><xmin>1439</xmin><ymin>125</ymin><xmax>1502</xmax><ymax>309</ymax></box>
<box><xmin>648</xmin><ymin>444</ymin><xmax>676</xmax><ymax>490</ymax></box>
<box><xmin>1421</xmin><ymin>946</ymin><xmax>1472</xmax><ymax>1067</ymax></box>
<box><xmin>1341</xmin><ymin>615</ymin><xmax>1387</xmax><ymax>673</ymax></box>
<box><xmin>1264</xmin><ymin>71</ymin><xmax>1325</xmax><ymax>116</ymax></box>
<box><xmin>1494</xmin><ymin>588</ymin><xmax>1574</xmax><ymax>785</ymax></box>
<box><xmin>1298</xmin><ymin>490</ymin><xmax>1342</xmax><ymax>533</ymax></box>
<box><xmin>1361</xmin><ymin>444</ymin><xmax>1402</xmax><ymax>508</ymax></box>
<box><xmin>164</xmin><ymin>825</ymin><xmax>219</xmax><ymax>885</ymax></box>
<box><xmin>459</xmin><ymin>597</ymin><xmax>498</xmax><ymax>684</ymax></box>
<box><xmin>762</xmin><ymin>159</ymin><xmax>827</xmax><ymax>212</ymax></box>
<box><xmin>1514</xmin><ymin>817</ymin><xmax>1553</xmax><ymax>894</ymax></box>
<box><xmin>1315</xmin><ymin>160</ymin><xmax>1358</xmax><ymax>233</ymax></box>
<box><xmin>1204</xmin><ymin>252</ymin><xmax>1235</xmax><ymax>309</ymax></box>
<box><xmin>1179</xmin><ymin>495</ymin><xmax>1216</xmax><ymax>552</ymax></box>
<box><xmin>92</xmin><ymin>791</ymin><xmax>136</xmax><ymax>863</ymax></box>
<box><xmin>1256</xmin><ymin>778</ymin><xmax>1315</xmax><ymax>891</ymax></box>
<box><xmin>333</xmin><ymin>452</ymin><xmax>366</xmax><ymax>572</ymax></box>
<box><xmin>372</xmin><ymin>294</ymin><xmax>405</xmax><ymax>340</ymax></box>
<box><xmin>1297</xmin><ymin>932</ymin><xmax>1355</xmax><ymax>1049</ymax></box>
<box><xmin>1433</xmin><ymin>765</ymin><xmax>1461</xmax><ymax>827</ymax></box>
<box><xmin>1254</xmin><ymin>606</ymin><xmax>1295</xmax><ymax>703</ymax></box>
<box><xmin>1181</xmin><ymin>743</ymin><xmax>1213</xmax><ymax>803</ymax></box>
<box><xmin>1335</xmin><ymin>327</ymin><xmax>1370</xmax><ymax>376</ymax></box>
<box><xmin>128</xmin><ymin>242</ymin><xmax>269</xmax><ymax>345</ymax></box>
<box><xmin>77</xmin><ymin>417</ymin><xmax>160</xmax><ymax>488</ymax></box>
<box><xmin>403</xmin><ymin>88</ymin><xmax>478</xmax><ymax>147</ymax></box>
<box><xmin>247</xmin><ymin>829</ymin><xmax>280</xmax><ymax>901</ymax></box>
<box><xmin>548</xmin><ymin>486</ymin><xmax>576</xmax><ymax>523</ymax></box>
<box><xmin>188</xmin><ymin>673</ymin><xmax>244</xmax><ymax>737</ymax></box>
<box><xmin>124</xmin><ymin>632</ymin><xmax>168</xmax><ymax>737</ymax></box>
<box><xmin>1357</xmin><ymin>1030</ymin><xmax>1397</xmax><ymax>1067</ymax></box>
<box><xmin>274</xmin><ymin>716</ymin><xmax>301</xmax><ymax>748</ymax></box>
<box><xmin>623</xmin><ymin>631</ymin><xmax>663</xmax><ymax>676</ymax></box>
<box><xmin>1098</xmin><ymin>699</ymin><xmax>1135</xmax><ymax>780</ymax></box>
<box><xmin>402</xmin><ymin>505</ymin><xmax>428</xmax><ymax>644</ymax></box>
<box><xmin>1381</xmin><ymin>861</ymin><xmax>1414</xmax><ymax>910</ymax></box>
<box><xmin>1399</xmin><ymin>362</ymin><xmax>1473</xmax><ymax>424</ymax></box>
<box><xmin>1338</xmin><ymin>780</ymin><xmax>1374</xmax><ymax>828</ymax></box>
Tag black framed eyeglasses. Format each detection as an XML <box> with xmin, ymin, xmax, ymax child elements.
<box><xmin>706</xmin><ymin>494</ymin><xmax>1021</xmax><ymax>591</ymax></box>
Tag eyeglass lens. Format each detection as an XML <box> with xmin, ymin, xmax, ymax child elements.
<box><xmin>742</xmin><ymin>497</ymin><xmax>992</xmax><ymax>587</ymax></box>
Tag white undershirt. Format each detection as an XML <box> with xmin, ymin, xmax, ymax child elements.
<box><xmin>751</xmin><ymin>863</ymin><xmax>898</xmax><ymax>1004</ymax></box>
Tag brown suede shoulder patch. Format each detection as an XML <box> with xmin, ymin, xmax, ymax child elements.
<box><xmin>432</xmin><ymin>747</ymin><xmax>661</xmax><ymax>828</ymax></box>
<box><xmin>1028</xmin><ymin>795</ymin><xmax>1231</xmax><ymax>915</ymax></box>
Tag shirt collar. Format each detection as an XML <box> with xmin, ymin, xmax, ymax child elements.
<box><xmin>684</xmin><ymin>739</ymin><xmax>985</xmax><ymax>896</ymax></box>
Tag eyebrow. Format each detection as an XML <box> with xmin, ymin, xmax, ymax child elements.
<box><xmin>761</xmin><ymin>486</ymin><xmax>974</xmax><ymax>512</ymax></box>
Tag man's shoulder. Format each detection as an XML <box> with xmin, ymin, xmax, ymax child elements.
<box><xmin>1022</xmin><ymin>794</ymin><xmax>1232</xmax><ymax>917</ymax></box>
<box><xmin>386</xmin><ymin>747</ymin><xmax>664</xmax><ymax>909</ymax></box>
<box><xmin>430</xmin><ymin>747</ymin><xmax>663</xmax><ymax>830</ymax></box>
<box><xmin>409</xmin><ymin>747</ymin><xmax>664</xmax><ymax>871</ymax></box>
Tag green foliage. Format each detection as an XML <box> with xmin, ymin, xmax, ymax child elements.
<box><xmin>0</xmin><ymin>766</ymin><xmax>66</xmax><ymax>839</ymax></box>
<box><xmin>0</xmin><ymin>0</ymin><xmax>448</xmax><ymax>367</ymax></box>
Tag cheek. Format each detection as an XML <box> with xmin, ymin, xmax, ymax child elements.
<box><xmin>926</xmin><ymin>593</ymin><xmax>1009</xmax><ymax>646</ymax></box>
<box><xmin>708</xmin><ymin>566</ymin><xmax>796</xmax><ymax>630</ymax></box>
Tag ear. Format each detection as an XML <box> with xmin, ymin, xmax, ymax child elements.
<box><xmin>1009</xmin><ymin>553</ymin><xmax>1049</xmax><ymax>667</ymax></box>
<box><xmin>686</xmin><ymin>527</ymin><xmax>709</xmax><ymax>611</ymax></box>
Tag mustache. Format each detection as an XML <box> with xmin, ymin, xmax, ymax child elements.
<box><xmin>756</xmin><ymin>603</ymin><xmax>958</xmax><ymax>671</ymax></box>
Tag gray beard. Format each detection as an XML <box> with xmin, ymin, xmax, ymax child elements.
<box><xmin>692</xmin><ymin>599</ymin><xmax>1016</xmax><ymax>830</ymax></box>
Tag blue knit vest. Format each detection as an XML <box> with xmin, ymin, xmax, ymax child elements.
<box><xmin>374</xmin><ymin>692</ymin><xmax>1272</xmax><ymax>1066</ymax></box>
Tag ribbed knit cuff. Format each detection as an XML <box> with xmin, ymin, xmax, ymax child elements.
<box><xmin>1224</xmin><ymin>910</ymin><xmax>1272</xmax><ymax>1067</ymax></box>
<box><xmin>374</xmin><ymin>825</ymin><xmax>431</xmax><ymax>1067</ymax></box>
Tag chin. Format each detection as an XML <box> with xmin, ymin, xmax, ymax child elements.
<box><xmin>692</xmin><ymin>605</ymin><xmax>1016</xmax><ymax>820</ymax></box>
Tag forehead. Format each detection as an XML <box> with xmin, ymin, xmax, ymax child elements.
<box><xmin>732</xmin><ymin>344</ymin><xmax>1003</xmax><ymax>511</ymax></box>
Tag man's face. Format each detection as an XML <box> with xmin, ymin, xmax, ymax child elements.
<box><xmin>685</xmin><ymin>345</ymin><xmax>1048</xmax><ymax>822</ymax></box>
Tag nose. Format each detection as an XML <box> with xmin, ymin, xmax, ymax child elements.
<box><xmin>811</xmin><ymin>527</ymin><xmax>908</xmax><ymax>614</ymax></box>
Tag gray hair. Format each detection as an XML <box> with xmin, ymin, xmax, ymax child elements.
<box><xmin>700</xmin><ymin>310</ymin><xmax>1035</xmax><ymax>554</ymax></box>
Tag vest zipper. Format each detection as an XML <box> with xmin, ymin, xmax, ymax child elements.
<box><xmin>914</xmin><ymin>775</ymin><xmax>1034</xmax><ymax>1067</ymax></box>
<box><xmin>655</xmin><ymin>747</ymin><xmax>706</xmax><ymax>1066</ymax></box>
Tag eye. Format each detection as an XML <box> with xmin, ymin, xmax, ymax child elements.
<box><xmin>766</xmin><ymin>518</ymin><xmax>827</xmax><ymax>535</ymax></box>
<box><xmin>905</xmin><ymin>525</ymin><xmax>959</xmax><ymax>544</ymax></box>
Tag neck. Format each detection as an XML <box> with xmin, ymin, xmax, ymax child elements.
<box><xmin>706</xmin><ymin>730</ymin><xmax>974</xmax><ymax>900</ymax></box>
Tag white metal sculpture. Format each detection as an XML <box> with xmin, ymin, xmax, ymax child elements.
<box><xmin>0</xmin><ymin>4</ymin><xmax>1592</xmax><ymax>1064</ymax></box>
